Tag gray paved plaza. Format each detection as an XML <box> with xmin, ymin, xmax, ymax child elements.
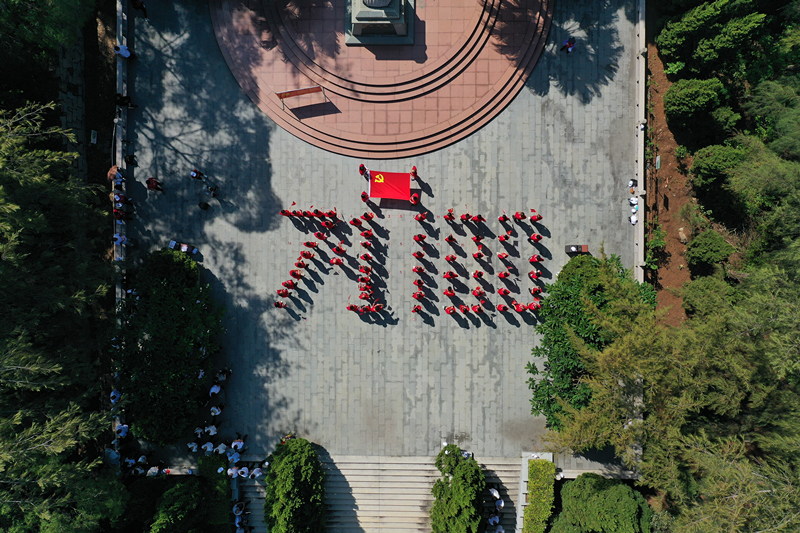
<box><xmin>125</xmin><ymin>0</ymin><xmax>637</xmax><ymax>458</ymax></box>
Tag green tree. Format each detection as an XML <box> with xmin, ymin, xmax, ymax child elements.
<box><xmin>116</xmin><ymin>249</ymin><xmax>224</xmax><ymax>445</ymax></box>
<box><xmin>523</xmin><ymin>459</ymin><xmax>555</xmax><ymax>533</ymax></box>
<box><xmin>0</xmin><ymin>0</ymin><xmax>94</xmax><ymax>59</ymax></box>
<box><xmin>526</xmin><ymin>253</ymin><xmax>655</xmax><ymax>429</ymax></box>
<box><xmin>689</xmin><ymin>143</ymin><xmax>748</xmax><ymax>189</ymax></box>
<box><xmin>663</xmin><ymin>79</ymin><xmax>725</xmax><ymax>129</ymax></box>
<box><xmin>264</xmin><ymin>438</ymin><xmax>326</xmax><ymax>533</ymax></box>
<box><xmin>430</xmin><ymin>445</ymin><xmax>485</xmax><ymax>533</ymax></box>
<box><xmin>551</xmin><ymin>474</ymin><xmax>652</xmax><ymax>533</ymax></box>
<box><xmin>684</xmin><ymin>229</ymin><xmax>734</xmax><ymax>275</ymax></box>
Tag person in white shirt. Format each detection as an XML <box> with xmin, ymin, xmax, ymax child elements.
<box><xmin>489</xmin><ymin>488</ymin><xmax>500</xmax><ymax>500</ymax></box>
<box><xmin>113</xmin><ymin>45</ymin><xmax>135</xmax><ymax>59</ymax></box>
<box><xmin>213</xmin><ymin>443</ymin><xmax>227</xmax><ymax>454</ymax></box>
<box><xmin>187</xmin><ymin>442</ymin><xmax>198</xmax><ymax>453</ymax></box>
<box><xmin>238</xmin><ymin>466</ymin><xmax>249</xmax><ymax>478</ymax></box>
<box><xmin>227</xmin><ymin>467</ymin><xmax>239</xmax><ymax>477</ymax></box>
<box><xmin>201</xmin><ymin>441</ymin><xmax>214</xmax><ymax>453</ymax></box>
<box><xmin>205</xmin><ymin>425</ymin><xmax>217</xmax><ymax>436</ymax></box>
<box><xmin>249</xmin><ymin>467</ymin><xmax>263</xmax><ymax>479</ymax></box>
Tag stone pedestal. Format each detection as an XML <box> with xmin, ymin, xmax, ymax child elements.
<box><xmin>346</xmin><ymin>0</ymin><xmax>415</xmax><ymax>45</ymax></box>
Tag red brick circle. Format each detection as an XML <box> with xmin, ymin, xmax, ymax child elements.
<box><xmin>211</xmin><ymin>0</ymin><xmax>552</xmax><ymax>158</ymax></box>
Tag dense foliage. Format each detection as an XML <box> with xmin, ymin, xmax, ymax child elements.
<box><xmin>430</xmin><ymin>444</ymin><xmax>486</xmax><ymax>533</ymax></box>
<box><xmin>526</xmin><ymin>254</ymin><xmax>656</xmax><ymax>429</ymax></box>
<box><xmin>662</xmin><ymin>78</ymin><xmax>724</xmax><ymax>129</ymax></box>
<box><xmin>550</xmin><ymin>474</ymin><xmax>652</xmax><ymax>533</ymax></box>
<box><xmin>684</xmin><ymin>229</ymin><xmax>735</xmax><ymax>275</ymax></box>
<box><xmin>522</xmin><ymin>459</ymin><xmax>555</xmax><ymax>533</ymax></box>
<box><xmin>115</xmin><ymin>249</ymin><xmax>224</xmax><ymax>445</ymax></box>
<box><xmin>0</xmin><ymin>103</ymin><xmax>125</xmax><ymax>532</ymax></box>
<box><xmin>264</xmin><ymin>438</ymin><xmax>326</xmax><ymax>533</ymax></box>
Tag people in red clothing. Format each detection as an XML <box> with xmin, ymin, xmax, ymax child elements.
<box><xmin>498</xmin><ymin>271</ymin><xmax>511</xmax><ymax>279</ymax></box>
<box><xmin>413</xmin><ymin>234</ymin><xmax>426</xmax><ymax>243</ymax></box>
<box><xmin>473</xmin><ymin>270</ymin><xmax>484</xmax><ymax>279</ymax></box>
<box><xmin>359</xmin><ymin>164</ymin><xmax>369</xmax><ymax>178</ymax></box>
<box><xmin>530</xmin><ymin>287</ymin><xmax>542</xmax><ymax>295</ymax></box>
<box><xmin>415</xmin><ymin>211</ymin><xmax>428</xmax><ymax>222</ymax></box>
<box><xmin>359</xmin><ymin>284</ymin><xmax>373</xmax><ymax>292</ymax></box>
<box><xmin>460</xmin><ymin>212</ymin><xmax>470</xmax><ymax>222</ymax></box>
<box><xmin>359</xmin><ymin>293</ymin><xmax>371</xmax><ymax>301</ymax></box>
<box><xmin>290</xmin><ymin>270</ymin><xmax>304</xmax><ymax>279</ymax></box>
<box><xmin>361</xmin><ymin>191</ymin><xmax>369</xmax><ymax>202</ymax></box>
<box><xmin>326</xmin><ymin>209</ymin><xmax>337</xmax><ymax>218</ymax></box>
<box><xmin>413</xmin><ymin>279</ymin><xmax>425</xmax><ymax>287</ymax></box>
<box><xmin>471</xmin><ymin>214</ymin><xmax>485</xmax><ymax>223</ymax></box>
<box><xmin>529</xmin><ymin>233</ymin><xmax>542</xmax><ymax>243</ymax></box>
<box><xmin>445</xmin><ymin>254</ymin><xmax>457</xmax><ymax>262</ymax></box>
<box><xmin>499</xmin><ymin>230</ymin><xmax>513</xmax><ymax>241</ymax></box>
<box><xmin>444</xmin><ymin>209</ymin><xmax>455</xmax><ymax>221</ymax></box>
<box><xmin>513</xmin><ymin>301</ymin><xmax>526</xmax><ymax>313</ymax></box>
<box><xmin>347</xmin><ymin>303</ymin><xmax>359</xmax><ymax>312</ymax></box>
<box><xmin>410</xmin><ymin>193</ymin><xmax>420</xmax><ymax>205</ymax></box>
<box><xmin>443</xmin><ymin>287</ymin><xmax>455</xmax><ymax>297</ymax></box>
<box><xmin>530</xmin><ymin>210</ymin><xmax>543</xmax><ymax>222</ymax></box>
<box><xmin>360</xmin><ymin>253</ymin><xmax>373</xmax><ymax>261</ymax></box>
<box><xmin>498</xmin><ymin>213</ymin><xmax>509</xmax><ymax>222</ymax></box>
<box><xmin>497</xmin><ymin>303</ymin><xmax>509</xmax><ymax>312</ymax></box>
<box><xmin>282</xmin><ymin>280</ymin><xmax>296</xmax><ymax>289</ymax></box>
<box><xmin>280</xmin><ymin>209</ymin><xmax>292</xmax><ymax>216</ymax></box>
<box><xmin>498</xmin><ymin>287</ymin><xmax>510</xmax><ymax>296</ymax></box>
<box><xmin>472</xmin><ymin>305</ymin><xmax>483</xmax><ymax>313</ymax></box>
<box><xmin>303</xmin><ymin>210</ymin><xmax>314</xmax><ymax>217</ymax></box>
<box><xmin>444</xmin><ymin>306</ymin><xmax>457</xmax><ymax>314</ymax></box>
<box><xmin>498</xmin><ymin>252</ymin><xmax>509</xmax><ymax>260</ymax></box>
<box><xmin>528</xmin><ymin>301</ymin><xmax>542</xmax><ymax>311</ymax></box>
<box><xmin>473</xmin><ymin>251</ymin><xmax>484</xmax><ymax>260</ymax></box>
<box><xmin>412</xmin><ymin>265</ymin><xmax>425</xmax><ymax>274</ymax></box>
<box><xmin>445</xmin><ymin>234</ymin><xmax>457</xmax><ymax>244</ymax></box>
<box><xmin>291</xmin><ymin>209</ymin><xmax>303</xmax><ymax>216</ymax></box>
<box><xmin>294</xmin><ymin>260</ymin><xmax>308</xmax><ymax>269</ymax></box>
<box><xmin>472</xmin><ymin>287</ymin><xmax>484</xmax><ymax>297</ymax></box>
<box><xmin>412</xmin><ymin>305</ymin><xmax>422</xmax><ymax>313</ymax></box>
<box><xmin>359</xmin><ymin>265</ymin><xmax>372</xmax><ymax>274</ymax></box>
<box><xmin>410</xmin><ymin>166</ymin><xmax>418</xmax><ymax>180</ymax></box>
<box><xmin>303</xmin><ymin>241</ymin><xmax>318</xmax><ymax>248</ymax></box>
<box><xmin>358</xmin><ymin>276</ymin><xmax>371</xmax><ymax>284</ymax></box>
<box><xmin>322</xmin><ymin>220</ymin><xmax>337</xmax><ymax>229</ymax></box>
<box><xmin>361</xmin><ymin>212</ymin><xmax>375</xmax><ymax>221</ymax></box>
<box><xmin>412</xmin><ymin>251</ymin><xmax>425</xmax><ymax>259</ymax></box>
<box><xmin>514</xmin><ymin>211</ymin><xmax>526</xmax><ymax>220</ymax></box>
<box><xmin>274</xmin><ymin>301</ymin><xmax>287</xmax><ymax>308</ymax></box>
<box><xmin>313</xmin><ymin>209</ymin><xmax>324</xmax><ymax>217</ymax></box>
<box><xmin>350</xmin><ymin>217</ymin><xmax>363</xmax><ymax>226</ymax></box>
<box><xmin>360</xmin><ymin>229</ymin><xmax>373</xmax><ymax>238</ymax></box>
<box><xmin>277</xmin><ymin>289</ymin><xmax>291</xmax><ymax>297</ymax></box>
<box><xmin>443</xmin><ymin>271</ymin><xmax>458</xmax><ymax>279</ymax></box>
<box><xmin>472</xmin><ymin>235</ymin><xmax>483</xmax><ymax>244</ymax></box>
<box><xmin>529</xmin><ymin>270</ymin><xmax>540</xmax><ymax>280</ymax></box>
<box><xmin>300</xmin><ymin>251</ymin><xmax>314</xmax><ymax>259</ymax></box>
<box><xmin>314</xmin><ymin>231</ymin><xmax>327</xmax><ymax>240</ymax></box>
<box><xmin>529</xmin><ymin>254</ymin><xmax>542</xmax><ymax>263</ymax></box>
<box><xmin>332</xmin><ymin>244</ymin><xmax>346</xmax><ymax>254</ymax></box>
<box><xmin>459</xmin><ymin>304</ymin><xmax>470</xmax><ymax>313</ymax></box>
<box><xmin>412</xmin><ymin>291</ymin><xmax>425</xmax><ymax>300</ymax></box>
<box><xmin>330</xmin><ymin>257</ymin><xmax>343</xmax><ymax>265</ymax></box>
<box><xmin>360</xmin><ymin>241</ymin><xmax>372</xmax><ymax>249</ymax></box>
<box><xmin>371</xmin><ymin>304</ymin><xmax>384</xmax><ymax>312</ymax></box>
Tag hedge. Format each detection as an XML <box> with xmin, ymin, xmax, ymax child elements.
<box><xmin>522</xmin><ymin>459</ymin><xmax>555</xmax><ymax>533</ymax></box>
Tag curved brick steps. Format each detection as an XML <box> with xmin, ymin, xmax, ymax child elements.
<box><xmin>210</xmin><ymin>0</ymin><xmax>553</xmax><ymax>158</ymax></box>
<box><xmin>262</xmin><ymin>0</ymin><xmax>503</xmax><ymax>101</ymax></box>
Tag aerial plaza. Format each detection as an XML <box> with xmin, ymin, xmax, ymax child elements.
<box><xmin>123</xmin><ymin>0</ymin><xmax>641</xmax><ymax>529</ymax></box>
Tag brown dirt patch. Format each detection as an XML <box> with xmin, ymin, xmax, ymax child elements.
<box><xmin>644</xmin><ymin>2</ymin><xmax>693</xmax><ymax>328</ymax></box>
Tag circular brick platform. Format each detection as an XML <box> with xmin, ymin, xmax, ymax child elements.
<box><xmin>210</xmin><ymin>0</ymin><xmax>553</xmax><ymax>158</ymax></box>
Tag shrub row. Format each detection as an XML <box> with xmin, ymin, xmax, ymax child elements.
<box><xmin>264</xmin><ymin>438</ymin><xmax>326</xmax><ymax>533</ymax></box>
<box><xmin>430</xmin><ymin>444</ymin><xmax>486</xmax><ymax>533</ymax></box>
<box><xmin>522</xmin><ymin>459</ymin><xmax>555</xmax><ymax>533</ymax></box>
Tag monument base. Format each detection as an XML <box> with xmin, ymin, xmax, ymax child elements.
<box><xmin>345</xmin><ymin>0</ymin><xmax>415</xmax><ymax>46</ymax></box>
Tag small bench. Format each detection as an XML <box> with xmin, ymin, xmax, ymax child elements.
<box><xmin>276</xmin><ymin>85</ymin><xmax>328</xmax><ymax>110</ymax></box>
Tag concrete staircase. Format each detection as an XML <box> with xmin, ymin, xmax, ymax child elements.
<box><xmin>234</xmin><ymin>454</ymin><xmax>523</xmax><ymax>533</ymax></box>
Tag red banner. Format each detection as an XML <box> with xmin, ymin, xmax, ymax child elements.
<box><xmin>369</xmin><ymin>171</ymin><xmax>411</xmax><ymax>200</ymax></box>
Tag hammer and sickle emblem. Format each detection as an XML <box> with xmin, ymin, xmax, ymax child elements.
<box><xmin>374</xmin><ymin>174</ymin><xmax>385</xmax><ymax>183</ymax></box>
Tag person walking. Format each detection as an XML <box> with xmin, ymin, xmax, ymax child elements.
<box><xmin>498</xmin><ymin>287</ymin><xmax>510</xmax><ymax>296</ymax></box>
<box><xmin>322</xmin><ymin>220</ymin><xmax>337</xmax><ymax>229</ymax></box>
<box><xmin>330</xmin><ymin>257</ymin><xmax>343</xmax><ymax>265</ymax></box>
<box><xmin>314</xmin><ymin>231</ymin><xmax>328</xmax><ymax>240</ymax></box>
<box><xmin>350</xmin><ymin>217</ymin><xmax>363</xmax><ymax>227</ymax></box>
<box><xmin>277</xmin><ymin>289</ymin><xmax>291</xmax><ymax>297</ymax></box>
<box><xmin>529</xmin><ymin>254</ymin><xmax>542</xmax><ymax>263</ymax></box>
<box><xmin>413</xmin><ymin>234</ymin><xmax>426</xmax><ymax>243</ymax></box>
<box><xmin>513</xmin><ymin>211</ymin><xmax>526</xmax><ymax>220</ymax></box>
<box><xmin>445</xmin><ymin>234</ymin><xmax>457</xmax><ymax>244</ymax></box>
<box><xmin>410</xmin><ymin>193</ymin><xmax>420</xmax><ymax>205</ymax></box>
<box><xmin>472</xmin><ymin>251</ymin><xmax>484</xmax><ymax>260</ymax></box>
<box><xmin>412</xmin><ymin>291</ymin><xmax>425</xmax><ymax>300</ymax></box>
<box><xmin>529</xmin><ymin>233</ymin><xmax>542</xmax><ymax>243</ymax></box>
<box><xmin>114</xmin><ymin>44</ymin><xmax>135</xmax><ymax>59</ymax></box>
<box><xmin>300</xmin><ymin>251</ymin><xmax>315</xmax><ymax>259</ymax></box>
<box><xmin>412</xmin><ymin>305</ymin><xmax>422</xmax><ymax>313</ymax></box>
<box><xmin>361</xmin><ymin>212</ymin><xmax>375</xmax><ymax>221</ymax></box>
<box><xmin>443</xmin><ymin>286</ymin><xmax>455</xmax><ymax>297</ymax></box>
<box><xmin>472</xmin><ymin>270</ymin><xmax>484</xmax><ymax>279</ymax></box>
<box><xmin>273</xmin><ymin>301</ymin><xmax>287</xmax><ymax>308</ymax></box>
<box><xmin>530</xmin><ymin>287</ymin><xmax>542</xmax><ymax>295</ymax></box>
<box><xmin>415</xmin><ymin>211</ymin><xmax>428</xmax><ymax>222</ymax></box>
<box><xmin>412</xmin><ymin>251</ymin><xmax>425</xmax><ymax>260</ymax></box>
<box><xmin>444</xmin><ymin>209</ymin><xmax>455</xmax><ymax>221</ymax></box>
<box><xmin>412</xmin><ymin>265</ymin><xmax>425</xmax><ymax>274</ymax></box>
<box><xmin>560</xmin><ymin>37</ymin><xmax>576</xmax><ymax>53</ymax></box>
<box><xmin>472</xmin><ymin>287</ymin><xmax>484</xmax><ymax>298</ymax></box>
<box><xmin>303</xmin><ymin>241</ymin><xmax>318</xmax><ymax>248</ymax></box>
<box><xmin>190</xmin><ymin>169</ymin><xmax>206</xmax><ymax>181</ymax></box>
<box><xmin>471</xmin><ymin>304</ymin><xmax>483</xmax><ymax>314</ymax></box>
<box><xmin>497</xmin><ymin>252</ymin><xmax>509</xmax><ymax>260</ymax></box>
<box><xmin>445</xmin><ymin>254</ymin><xmax>457</xmax><ymax>262</ymax></box>
<box><xmin>332</xmin><ymin>243</ymin><xmax>347</xmax><ymax>254</ymax></box>
<box><xmin>361</xmin><ymin>191</ymin><xmax>369</xmax><ymax>202</ymax></box>
<box><xmin>413</xmin><ymin>279</ymin><xmax>425</xmax><ymax>287</ymax></box>
<box><xmin>459</xmin><ymin>304</ymin><xmax>470</xmax><ymax>313</ymax></box>
<box><xmin>282</xmin><ymin>280</ymin><xmax>296</xmax><ymax>289</ymax></box>
<box><xmin>444</xmin><ymin>305</ymin><xmax>457</xmax><ymax>314</ymax></box>
<box><xmin>360</xmin><ymin>229</ymin><xmax>374</xmax><ymax>239</ymax></box>
<box><xmin>498</xmin><ymin>213</ymin><xmax>509</xmax><ymax>222</ymax></box>
<box><xmin>497</xmin><ymin>303</ymin><xmax>509</xmax><ymax>312</ymax></box>
<box><xmin>443</xmin><ymin>271</ymin><xmax>458</xmax><ymax>279</ymax></box>
<box><xmin>498</xmin><ymin>271</ymin><xmax>511</xmax><ymax>279</ymax></box>
<box><xmin>360</xmin><ymin>253</ymin><xmax>373</xmax><ymax>261</ymax></box>
<box><xmin>529</xmin><ymin>270</ymin><xmax>541</xmax><ymax>280</ymax></box>
<box><xmin>471</xmin><ymin>214</ymin><xmax>485</xmax><ymax>223</ymax></box>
